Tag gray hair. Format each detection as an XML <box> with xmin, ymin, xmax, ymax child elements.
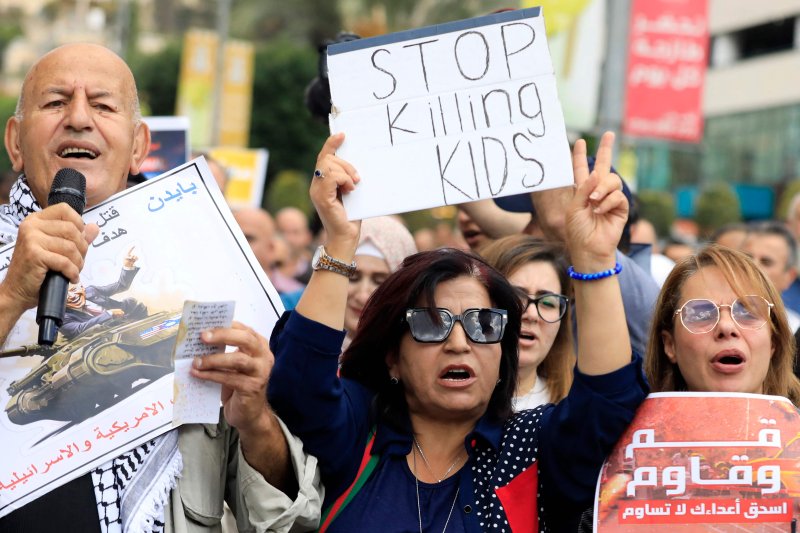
<box><xmin>747</xmin><ymin>220</ymin><xmax>799</xmax><ymax>270</ymax></box>
<box><xmin>14</xmin><ymin>93</ymin><xmax>23</xmax><ymax>120</ymax></box>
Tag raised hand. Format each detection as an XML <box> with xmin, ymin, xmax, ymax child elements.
<box><xmin>123</xmin><ymin>245</ymin><xmax>138</xmax><ymax>269</ymax></box>
<box><xmin>310</xmin><ymin>133</ymin><xmax>362</xmax><ymax>253</ymax></box>
<box><xmin>565</xmin><ymin>132</ymin><xmax>628</xmax><ymax>270</ymax></box>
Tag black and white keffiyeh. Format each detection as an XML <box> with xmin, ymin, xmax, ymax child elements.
<box><xmin>0</xmin><ymin>175</ymin><xmax>41</xmax><ymax>245</ymax></box>
<box><xmin>92</xmin><ymin>431</ymin><xmax>183</xmax><ymax>533</ymax></box>
<box><xmin>0</xmin><ymin>175</ymin><xmax>183</xmax><ymax>532</ymax></box>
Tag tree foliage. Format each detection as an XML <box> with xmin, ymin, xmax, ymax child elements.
<box><xmin>777</xmin><ymin>180</ymin><xmax>800</xmax><ymax>221</ymax></box>
<box><xmin>695</xmin><ymin>182</ymin><xmax>741</xmax><ymax>238</ymax></box>
<box><xmin>637</xmin><ymin>190</ymin><xmax>675</xmax><ymax>239</ymax></box>
<box><xmin>250</xmin><ymin>39</ymin><xmax>329</xmax><ymax>187</ymax></box>
<box><xmin>229</xmin><ymin>0</ymin><xmax>343</xmax><ymax>45</ymax></box>
<box><xmin>0</xmin><ymin>96</ymin><xmax>17</xmax><ymax>175</ymax></box>
<box><xmin>129</xmin><ymin>40</ymin><xmax>183</xmax><ymax>116</ymax></box>
<box><xmin>0</xmin><ymin>8</ymin><xmax>23</xmax><ymax>71</ymax></box>
<box><xmin>353</xmin><ymin>0</ymin><xmax>500</xmax><ymax>31</ymax></box>
<box><xmin>265</xmin><ymin>169</ymin><xmax>313</xmax><ymax>215</ymax></box>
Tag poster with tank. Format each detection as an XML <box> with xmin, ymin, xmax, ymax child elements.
<box><xmin>0</xmin><ymin>157</ymin><xmax>284</xmax><ymax>518</ymax></box>
<box><xmin>594</xmin><ymin>392</ymin><xmax>800</xmax><ymax>531</ymax></box>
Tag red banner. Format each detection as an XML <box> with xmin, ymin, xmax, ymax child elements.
<box><xmin>623</xmin><ymin>0</ymin><xmax>709</xmax><ymax>142</ymax></box>
<box><xmin>594</xmin><ymin>393</ymin><xmax>800</xmax><ymax>532</ymax></box>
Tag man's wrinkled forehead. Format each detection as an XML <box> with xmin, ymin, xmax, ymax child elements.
<box><xmin>22</xmin><ymin>45</ymin><xmax>137</xmax><ymax>112</ymax></box>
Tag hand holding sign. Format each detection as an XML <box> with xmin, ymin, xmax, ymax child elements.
<box><xmin>310</xmin><ymin>133</ymin><xmax>362</xmax><ymax>254</ymax></box>
<box><xmin>327</xmin><ymin>8</ymin><xmax>574</xmax><ymax>220</ymax></box>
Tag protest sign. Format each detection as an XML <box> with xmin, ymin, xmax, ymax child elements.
<box><xmin>208</xmin><ymin>146</ymin><xmax>269</xmax><ymax>208</ymax></box>
<box><xmin>622</xmin><ymin>0</ymin><xmax>709</xmax><ymax>142</ymax></box>
<box><xmin>327</xmin><ymin>7</ymin><xmax>573</xmax><ymax>220</ymax></box>
<box><xmin>594</xmin><ymin>392</ymin><xmax>800</xmax><ymax>531</ymax></box>
<box><xmin>140</xmin><ymin>116</ymin><xmax>191</xmax><ymax>179</ymax></box>
<box><xmin>0</xmin><ymin>158</ymin><xmax>283</xmax><ymax>518</ymax></box>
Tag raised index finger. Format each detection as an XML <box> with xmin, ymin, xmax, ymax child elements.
<box><xmin>317</xmin><ymin>132</ymin><xmax>346</xmax><ymax>163</ymax></box>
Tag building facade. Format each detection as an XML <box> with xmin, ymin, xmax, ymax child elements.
<box><xmin>635</xmin><ymin>0</ymin><xmax>800</xmax><ymax>220</ymax></box>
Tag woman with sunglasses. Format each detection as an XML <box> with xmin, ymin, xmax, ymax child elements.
<box><xmin>645</xmin><ymin>244</ymin><xmax>800</xmax><ymax>402</ymax></box>
<box><xmin>480</xmin><ymin>236</ymin><xmax>574</xmax><ymax>409</ymax></box>
<box><xmin>268</xmin><ymin>132</ymin><xmax>648</xmax><ymax>532</ymax></box>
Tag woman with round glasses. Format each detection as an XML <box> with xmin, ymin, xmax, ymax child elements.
<box><xmin>645</xmin><ymin>244</ymin><xmax>800</xmax><ymax>402</ymax></box>
<box><xmin>267</xmin><ymin>132</ymin><xmax>648</xmax><ymax>532</ymax></box>
<box><xmin>481</xmin><ymin>236</ymin><xmax>574</xmax><ymax>409</ymax></box>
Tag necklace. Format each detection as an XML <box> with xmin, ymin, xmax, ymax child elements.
<box><xmin>413</xmin><ymin>436</ymin><xmax>461</xmax><ymax>483</ymax></box>
<box><xmin>413</xmin><ymin>446</ymin><xmax>460</xmax><ymax>533</ymax></box>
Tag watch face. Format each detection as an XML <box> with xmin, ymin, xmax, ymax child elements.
<box><xmin>311</xmin><ymin>246</ymin><xmax>323</xmax><ymax>270</ymax></box>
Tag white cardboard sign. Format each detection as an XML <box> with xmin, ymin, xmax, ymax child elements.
<box><xmin>0</xmin><ymin>158</ymin><xmax>284</xmax><ymax>517</ymax></box>
<box><xmin>327</xmin><ymin>7</ymin><xmax>574</xmax><ymax>220</ymax></box>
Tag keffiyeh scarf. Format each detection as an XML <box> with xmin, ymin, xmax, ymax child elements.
<box><xmin>0</xmin><ymin>175</ymin><xmax>40</xmax><ymax>245</ymax></box>
<box><xmin>0</xmin><ymin>175</ymin><xmax>183</xmax><ymax>532</ymax></box>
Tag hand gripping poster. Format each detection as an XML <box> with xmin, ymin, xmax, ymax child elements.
<box><xmin>594</xmin><ymin>392</ymin><xmax>800</xmax><ymax>532</ymax></box>
<box><xmin>326</xmin><ymin>7</ymin><xmax>574</xmax><ymax>220</ymax></box>
<box><xmin>0</xmin><ymin>158</ymin><xmax>283</xmax><ymax>518</ymax></box>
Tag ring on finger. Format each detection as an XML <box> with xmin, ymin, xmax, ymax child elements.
<box><xmin>314</xmin><ymin>169</ymin><xmax>325</xmax><ymax>179</ymax></box>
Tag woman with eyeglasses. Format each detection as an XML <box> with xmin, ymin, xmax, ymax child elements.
<box><xmin>645</xmin><ymin>244</ymin><xmax>800</xmax><ymax>402</ymax></box>
<box><xmin>480</xmin><ymin>236</ymin><xmax>574</xmax><ymax>409</ymax></box>
<box><xmin>267</xmin><ymin>131</ymin><xmax>648</xmax><ymax>532</ymax></box>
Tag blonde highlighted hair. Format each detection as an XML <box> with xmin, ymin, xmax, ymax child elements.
<box><xmin>645</xmin><ymin>244</ymin><xmax>800</xmax><ymax>403</ymax></box>
<box><xmin>480</xmin><ymin>235</ymin><xmax>574</xmax><ymax>403</ymax></box>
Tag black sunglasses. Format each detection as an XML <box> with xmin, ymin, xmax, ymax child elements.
<box><xmin>404</xmin><ymin>308</ymin><xmax>508</xmax><ymax>344</ymax></box>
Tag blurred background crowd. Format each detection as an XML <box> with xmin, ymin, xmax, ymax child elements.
<box><xmin>1</xmin><ymin>0</ymin><xmax>800</xmax><ymax>296</ymax></box>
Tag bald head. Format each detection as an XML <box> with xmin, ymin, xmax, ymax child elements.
<box><xmin>275</xmin><ymin>207</ymin><xmax>312</xmax><ymax>253</ymax></box>
<box><xmin>234</xmin><ymin>207</ymin><xmax>276</xmax><ymax>272</ymax></box>
<box><xmin>16</xmin><ymin>44</ymin><xmax>141</xmax><ymax>122</ymax></box>
<box><xmin>5</xmin><ymin>43</ymin><xmax>150</xmax><ymax>207</ymax></box>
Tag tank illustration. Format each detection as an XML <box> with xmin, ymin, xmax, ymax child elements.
<box><xmin>3</xmin><ymin>310</ymin><xmax>182</xmax><ymax>425</ymax></box>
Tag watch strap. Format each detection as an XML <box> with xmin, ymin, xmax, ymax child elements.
<box><xmin>314</xmin><ymin>246</ymin><xmax>357</xmax><ymax>277</ymax></box>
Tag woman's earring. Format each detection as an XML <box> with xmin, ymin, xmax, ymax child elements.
<box><xmin>496</xmin><ymin>378</ymin><xmax>502</xmax><ymax>384</ymax></box>
<box><xmin>390</xmin><ymin>376</ymin><xmax>399</xmax><ymax>385</ymax></box>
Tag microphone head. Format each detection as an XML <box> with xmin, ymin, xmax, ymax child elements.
<box><xmin>49</xmin><ymin>168</ymin><xmax>87</xmax><ymax>215</ymax></box>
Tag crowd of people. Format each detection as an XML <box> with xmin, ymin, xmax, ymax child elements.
<box><xmin>2</xmin><ymin>38</ymin><xmax>800</xmax><ymax>533</ymax></box>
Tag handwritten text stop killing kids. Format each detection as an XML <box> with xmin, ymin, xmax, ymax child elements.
<box><xmin>327</xmin><ymin>8</ymin><xmax>574</xmax><ymax>219</ymax></box>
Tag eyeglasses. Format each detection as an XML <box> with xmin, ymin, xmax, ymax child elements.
<box><xmin>674</xmin><ymin>296</ymin><xmax>774</xmax><ymax>334</ymax></box>
<box><xmin>516</xmin><ymin>288</ymin><xmax>569</xmax><ymax>323</ymax></box>
<box><xmin>405</xmin><ymin>308</ymin><xmax>508</xmax><ymax>344</ymax></box>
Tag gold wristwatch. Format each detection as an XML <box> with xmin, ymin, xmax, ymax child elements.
<box><xmin>311</xmin><ymin>245</ymin><xmax>357</xmax><ymax>277</ymax></box>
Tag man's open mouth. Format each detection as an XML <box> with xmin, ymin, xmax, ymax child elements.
<box><xmin>60</xmin><ymin>147</ymin><xmax>98</xmax><ymax>159</ymax></box>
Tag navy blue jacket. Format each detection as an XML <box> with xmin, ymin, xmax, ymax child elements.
<box><xmin>269</xmin><ymin>311</ymin><xmax>648</xmax><ymax>532</ymax></box>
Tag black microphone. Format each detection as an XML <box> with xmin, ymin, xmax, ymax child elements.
<box><xmin>36</xmin><ymin>168</ymin><xmax>87</xmax><ymax>345</ymax></box>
